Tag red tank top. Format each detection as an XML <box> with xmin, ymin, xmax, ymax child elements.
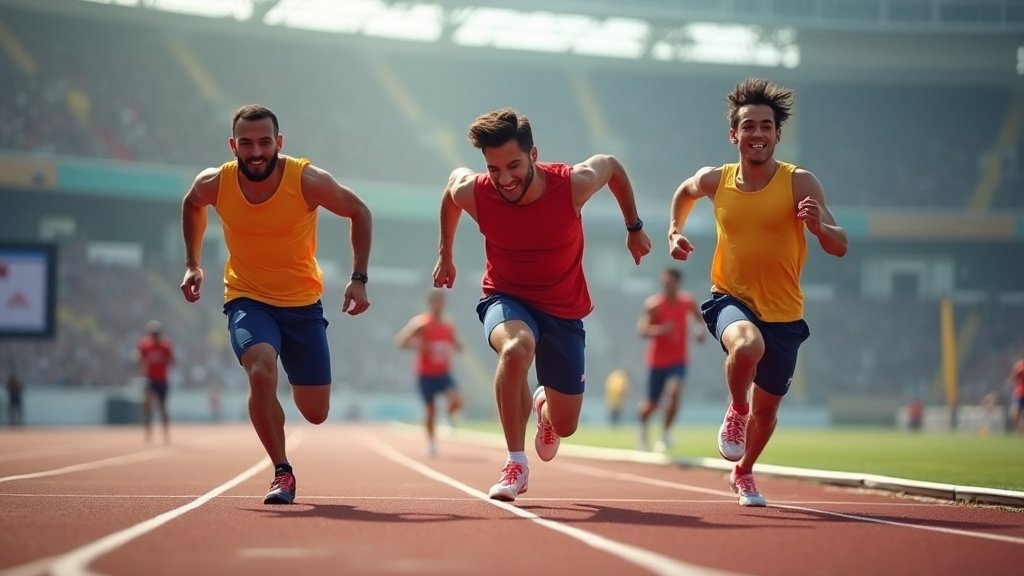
<box><xmin>475</xmin><ymin>162</ymin><xmax>592</xmax><ymax>319</ymax></box>
<box><xmin>645</xmin><ymin>293</ymin><xmax>694</xmax><ymax>368</ymax></box>
<box><xmin>137</xmin><ymin>336</ymin><xmax>173</xmax><ymax>382</ymax></box>
<box><xmin>1014</xmin><ymin>360</ymin><xmax>1024</xmax><ymax>399</ymax></box>
<box><xmin>416</xmin><ymin>314</ymin><xmax>455</xmax><ymax>377</ymax></box>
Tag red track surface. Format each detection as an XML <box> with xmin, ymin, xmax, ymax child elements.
<box><xmin>0</xmin><ymin>423</ymin><xmax>1021</xmax><ymax>576</ymax></box>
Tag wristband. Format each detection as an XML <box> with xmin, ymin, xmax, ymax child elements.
<box><xmin>350</xmin><ymin>272</ymin><xmax>368</xmax><ymax>284</ymax></box>
<box><xmin>626</xmin><ymin>218</ymin><xmax>644</xmax><ymax>232</ymax></box>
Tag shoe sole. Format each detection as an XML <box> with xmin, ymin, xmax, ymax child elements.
<box><xmin>264</xmin><ymin>491</ymin><xmax>295</xmax><ymax>505</ymax></box>
<box><xmin>488</xmin><ymin>487</ymin><xmax>528</xmax><ymax>502</ymax></box>
<box><xmin>718</xmin><ymin>448</ymin><xmax>743</xmax><ymax>462</ymax></box>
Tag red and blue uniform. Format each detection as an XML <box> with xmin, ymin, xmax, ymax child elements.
<box><xmin>415</xmin><ymin>313</ymin><xmax>457</xmax><ymax>403</ymax></box>
<box><xmin>474</xmin><ymin>162</ymin><xmax>589</xmax><ymax>395</ymax></box>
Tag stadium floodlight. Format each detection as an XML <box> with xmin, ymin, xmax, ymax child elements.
<box><xmin>451</xmin><ymin>7</ymin><xmax>647</xmax><ymax>59</ymax></box>
<box><xmin>143</xmin><ymin>0</ymin><xmax>254</xmax><ymax>20</ymax></box>
<box><xmin>651</xmin><ymin>22</ymin><xmax>800</xmax><ymax>68</ymax></box>
<box><xmin>80</xmin><ymin>0</ymin><xmax>254</xmax><ymax>19</ymax></box>
<box><xmin>264</xmin><ymin>0</ymin><xmax>443</xmax><ymax>41</ymax></box>
<box><xmin>78</xmin><ymin>0</ymin><xmax>143</xmax><ymax>5</ymax></box>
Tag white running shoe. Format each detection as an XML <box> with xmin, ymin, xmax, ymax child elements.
<box><xmin>655</xmin><ymin>433</ymin><xmax>673</xmax><ymax>453</ymax></box>
<box><xmin>718</xmin><ymin>405</ymin><xmax>749</xmax><ymax>462</ymax></box>
<box><xmin>533</xmin><ymin>387</ymin><xmax>560</xmax><ymax>462</ymax></box>
<box><xmin>488</xmin><ymin>461</ymin><xmax>529</xmax><ymax>502</ymax></box>
<box><xmin>427</xmin><ymin>440</ymin><xmax>438</xmax><ymax>457</ymax></box>
<box><xmin>730</xmin><ymin>469</ymin><xmax>767</xmax><ymax>507</ymax></box>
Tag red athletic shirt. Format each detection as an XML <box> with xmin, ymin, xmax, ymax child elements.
<box><xmin>474</xmin><ymin>162</ymin><xmax>592</xmax><ymax>320</ymax></box>
<box><xmin>137</xmin><ymin>336</ymin><xmax>174</xmax><ymax>382</ymax></box>
<box><xmin>416</xmin><ymin>313</ymin><xmax>455</xmax><ymax>377</ymax></box>
<box><xmin>645</xmin><ymin>293</ymin><xmax>695</xmax><ymax>368</ymax></box>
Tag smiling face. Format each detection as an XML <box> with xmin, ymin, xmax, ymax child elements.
<box><xmin>730</xmin><ymin>104</ymin><xmax>779</xmax><ymax>166</ymax></box>
<box><xmin>229</xmin><ymin>116</ymin><xmax>282</xmax><ymax>182</ymax></box>
<box><xmin>482</xmin><ymin>139</ymin><xmax>537</xmax><ymax>204</ymax></box>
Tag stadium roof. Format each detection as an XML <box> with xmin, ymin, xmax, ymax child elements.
<box><xmin>6</xmin><ymin>0</ymin><xmax>1022</xmax><ymax>82</ymax></box>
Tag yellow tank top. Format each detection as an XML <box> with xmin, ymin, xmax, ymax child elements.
<box><xmin>710</xmin><ymin>162</ymin><xmax>806</xmax><ymax>322</ymax></box>
<box><xmin>215</xmin><ymin>156</ymin><xmax>323</xmax><ymax>307</ymax></box>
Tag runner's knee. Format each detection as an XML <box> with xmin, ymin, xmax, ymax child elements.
<box><xmin>498</xmin><ymin>336</ymin><xmax>535</xmax><ymax>369</ymax></box>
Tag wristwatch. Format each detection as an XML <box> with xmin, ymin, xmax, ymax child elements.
<box><xmin>626</xmin><ymin>218</ymin><xmax>644</xmax><ymax>232</ymax></box>
<box><xmin>350</xmin><ymin>272</ymin><xmax>368</xmax><ymax>284</ymax></box>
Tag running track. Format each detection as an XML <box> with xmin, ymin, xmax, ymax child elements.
<box><xmin>0</xmin><ymin>424</ymin><xmax>1020</xmax><ymax>576</ymax></box>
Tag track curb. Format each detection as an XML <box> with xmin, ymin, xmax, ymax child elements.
<box><xmin>408</xmin><ymin>424</ymin><xmax>1024</xmax><ymax>508</ymax></box>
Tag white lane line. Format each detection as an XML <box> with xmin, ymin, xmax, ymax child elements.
<box><xmin>0</xmin><ymin>556</ymin><xmax>57</xmax><ymax>576</ymax></box>
<box><xmin>562</xmin><ymin>462</ymin><xmax>1024</xmax><ymax>546</ymax></box>
<box><xmin>237</xmin><ymin>548</ymin><xmax>329</xmax><ymax>559</ymax></box>
<box><xmin>0</xmin><ymin>446</ymin><xmax>73</xmax><ymax>463</ymax></box>
<box><xmin>0</xmin><ymin>450</ymin><xmax>171</xmax><ymax>484</ymax></box>
<box><xmin>771</xmin><ymin>505</ymin><xmax>1024</xmax><ymax>546</ymax></box>
<box><xmin>0</xmin><ymin>492</ymin><xmax>952</xmax><ymax>507</ymax></box>
<box><xmin>360</xmin><ymin>434</ymin><xmax>742</xmax><ymax>576</ymax></box>
<box><xmin>0</xmin><ymin>432</ymin><xmax>231</xmax><ymax>484</ymax></box>
<box><xmin>561</xmin><ymin>461</ymin><xmax>734</xmax><ymax>498</ymax></box>
<box><xmin>0</xmin><ymin>429</ymin><xmax>305</xmax><ymax>576</ymax></box>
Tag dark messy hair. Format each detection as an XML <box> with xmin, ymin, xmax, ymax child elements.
<box><xmin>664</xmin><ymin>268</ymin><xmax>682</xmax><ymax>282</ymax></box>
<box><xmin>726</xmin><ymin>78</ymin><xmax>794</xmax><ymax>130</ymax></box>
<box><xmin>467</xmin><ymin>108</ymin><xmax>534</xmax><ymax>152</ymax></box>
<box><xmin>232</xmin><ymin>104</ymin><xmax>279</xmax><ymax>136</ymax></box>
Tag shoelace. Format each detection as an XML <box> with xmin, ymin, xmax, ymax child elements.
<box><xmin>498</xmin><ymin>462</ymin><xmax>523</xmax><ymax>486</ymax></box>
<box><xmin>734</xmin><ymin>474</ymin><xmax>759</xmax><ymax>495</ymax></box>
<box><xmin>270</xmin><ymin>472</ymin><xmax>295</xmax><ymax>492</ymax></box>
<box><xmin>540</xmin><ymin>421</ymin><xmax>557</xmax><ymax>445</ymax></box>
<box><xmin>722</xmin><ymin>412</ymin><xmax>747</xmax><ymax>443</ymax></box>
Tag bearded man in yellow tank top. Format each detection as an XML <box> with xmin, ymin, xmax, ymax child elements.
<box><xmin>179</xmin><ymin>105</ymin><xmax>373</xmax><ymax>505</ymax></box>
<box><xmin>668</xmin><ymin>79</ymin><xmax>848</xmax><ymax>507</ymax></box>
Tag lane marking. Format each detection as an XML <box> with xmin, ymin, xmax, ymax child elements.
<box><xmin>0</xmin><ymin>450</ymin><xmax>170</xmax><ymax>484</ymax></box>
<box><xmin>237</xmin><ymin>548</ymin><xmax>329</xmax><ymax>559</ymax></box>
<box><xmin>0</xmin><ymin>492</ymin><xmax>958</xmax><ymax>507</ymax></box>
<box><xmin>360</xmin><ymin>433</ymin><xmax>742</xmax><ymax>576</ymax></box>
<box><xmin>0</xmin><ymin>432</ymin><xmax>228</xmax><ymax>484</ymax></box>
<box><xmin>0</xmin><ymin>556</ymin><xmax>56</xmax><ymax>576</ymax></box>
<box><xmin>0</xmin><ymin>446</ymin><xmax>73</xmax><ymax>463</ymax></box>
<box><xmin>771</xmin><ymin>505</ymin><xmax>1024</xmax><ymax>546</ymax></box>
<box><xmin>0</xmin><ymin>430</ymin><xmax>305</xmax><ymax>576</ymax></box>
<box><xmin>562</xmin><ymin>462</ymin><xmax>1024</xmax><ymax>546</ymax></box>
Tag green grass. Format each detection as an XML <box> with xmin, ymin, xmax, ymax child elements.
<box><xmin>459</xmin><ymin>422</ymin><xmax>1024</xmax><ymax>491</ymax></box>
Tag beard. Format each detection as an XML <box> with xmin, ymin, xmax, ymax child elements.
<box><xmin>237</xmin><ymin>152</ymin><xmax>279</xmax><ymax>182</ymax></box>
<box><xmin>498</xmin><ymin>161</ymin><xmax>535</xmax><ymax>205</ymax></box>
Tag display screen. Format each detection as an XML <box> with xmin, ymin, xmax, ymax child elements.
<box><xmin>0</xmin><ymin>244</ymin><xmax>57</xmax><ymax>338</ymax></box>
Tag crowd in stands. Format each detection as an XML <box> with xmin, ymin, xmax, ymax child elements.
<box><xmin>0</xmin><ymin>5</ymin><xmax>1019</xmax><ymax>208</ymax></box>
<box><xmin>1</xmin><ymin>5</ymin><xmax>1021</xmax><ymax>419</ymax></box>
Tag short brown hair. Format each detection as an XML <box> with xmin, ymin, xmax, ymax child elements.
<box><xmin>726</xmin><ymin>78</ymin><xmax>794</xmax><ymax>129</ymax></box>
<box><xmin>232</xmin><ymin>104</ymin><xmax>279</xmax><ymax>136</ymax></box>
<box><xmin>468</xmin><ymin>108</ymin><xmax>533</xmax><ymax>152</ymax></box>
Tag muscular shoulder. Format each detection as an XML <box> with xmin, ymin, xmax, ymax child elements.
<box><xmin>299</xmin><ymin>162</ymin><xmax>333</xmax><ymax>191</ymax></box>
<box><xmin>448</xmin><ymin>168</ymin><xmax>480</xmax><ymax>205</ymax></box>
<box><xmin>696</xmin><ymin>166</ymin><xmax>723</xmax><ymax>193</ymax></box>
<box><xmin>791</xmin><ymin>167</ymin><xmax>824</xmax><ymax>199</ymax></box>
<box><xmin>792</xmin><ymin>167</ymin><xmax>823</xmax><ymax>187</ymax></box>
<box><xmin>191</xmin><ymin>166</ymin><xmax>221</xmax><ymax>203</ymax></box>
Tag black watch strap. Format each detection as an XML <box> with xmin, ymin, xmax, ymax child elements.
<box><xmin>626</xmin><ymin>218</ymin><xmax>644</xmax><ymax>232</ymax></box>
<box><xmin>350</xmin><ymin>272</ymin><xmax>368</xmax><ymax>284</ymax></box>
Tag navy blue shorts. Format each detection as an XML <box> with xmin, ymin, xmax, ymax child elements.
<box><xmin>147</xmin><ymin>379</ymin><xmax>169</xmax><ymax>403</ymax></box>
<box><xmin>647</xmin><ymin>363</ymin><xmax>686</xmax><ymax>402</ymax></box>
<box><xmin>224</xmin><ymin>297</ymin><xmax>331</xmax><ymax>385</ymax></box>
<box><xmin>418</xmin><ymin>374</ymin><xmax>455</xmax><ymax>403</ymax></box>
<box><xmin>477</xmin><ymin>294</ymin><xmax>586</xmax><ymax>395</ymax></box>
<box><xmin>700</xmin><ymin>293</ymin><xmax>809</xmax><ymax>397</ymax></box>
